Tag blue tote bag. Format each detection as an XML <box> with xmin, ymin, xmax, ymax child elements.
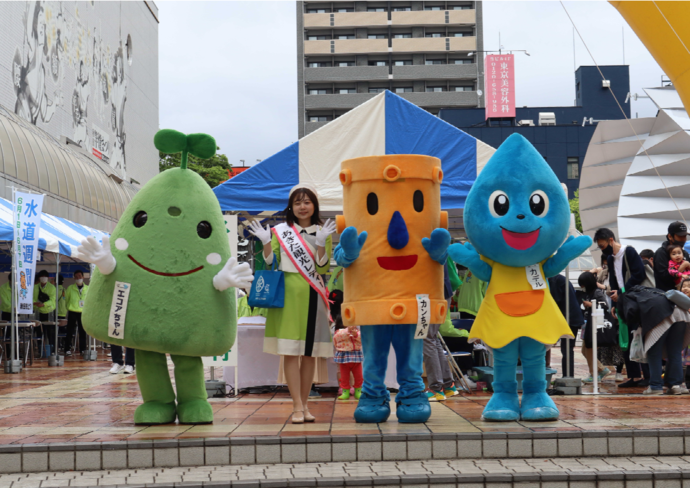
<box><xmin>248</xmin><ymin>254</ymin><xmax>285</xmax><ymax>308</ymax></box>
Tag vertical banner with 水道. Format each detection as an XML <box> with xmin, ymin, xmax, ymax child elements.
<box><xmin>13</xmin><ymin>191</ymin><xmax>44</xmax><ymax>314</ymax></box>
<box><xmin>485</xmin><ymin>54</ymin><xmax>516</xmax><ymax>119</ymax></box>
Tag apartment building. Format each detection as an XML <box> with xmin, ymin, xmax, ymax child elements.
<box><xmin>297</xmin><ymin>1</ymin><xmax>485</xmax><ymax>137</ymax></box>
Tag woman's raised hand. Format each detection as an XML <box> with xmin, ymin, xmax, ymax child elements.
<box><xmin>316</xmin><ymin>219</ymin><xmax>336</xmax><ymax>247</ymax></box>
<box><xmin>247</xmin><ymin>220</ymin><xmax>272</xmax><ymax>245</ymax></box>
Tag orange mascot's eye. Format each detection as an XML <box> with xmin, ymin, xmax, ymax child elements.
<box><xmin>367</xmin><ymin>193</ymin><xmax>378</xmax><ymax>215</ymax></box>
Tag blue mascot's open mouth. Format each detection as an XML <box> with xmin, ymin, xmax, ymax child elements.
<box><xmin>500</xmin><ymin>227</ymin><xmax>541</xmax><ymax>251</ymax></box>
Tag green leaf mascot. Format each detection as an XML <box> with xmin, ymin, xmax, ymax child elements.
<box><xmin>80</xmin><ymin>130</ymin><xmax>254</xmax><ymax>424</ymax></box>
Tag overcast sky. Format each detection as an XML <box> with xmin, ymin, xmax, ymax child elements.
<box><xmin>158</xmin><ymin>1</ymin><xmax>665</xmax><ymax>167</ymax></box>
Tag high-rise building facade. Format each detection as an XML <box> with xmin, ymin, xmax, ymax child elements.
<box><xmin>297</xmin><ymin>1</ymin><xmax>484</xmax><ymax>138</ymax></box>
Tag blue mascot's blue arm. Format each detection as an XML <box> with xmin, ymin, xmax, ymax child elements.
<box><xmin>421</xmin><ymin>228</ymin><xmax>451</xmax><ymax>265</ymax></box>
<box><xmin>447</xmin><ymin>242</ymin><xmax>492</xmax><ymax>282</ymax></box>
<box><xmin>542</xmin><ymin>235</ymin><xmax>593</xmax><ymax>278</ymax></box>
<box><xmin>334</xmin><ymin>226</ymin><xmax>368</xmax><ymax>268</ymax></box>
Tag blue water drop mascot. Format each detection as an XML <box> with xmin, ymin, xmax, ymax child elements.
<box><xmin>448</xmin><ymin>134</ymin><xmax>591</xmax><ymax>421</ymax></box>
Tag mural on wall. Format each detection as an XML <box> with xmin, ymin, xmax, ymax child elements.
<box><xmin>9</xmin><ymin>1</ymin><xmax>129</xmax><ymax>177</ymax></box>
<box><xmin>12</xmin><ymin>1</ymin><xmax>64</xmax><ymax>125</ymax></box>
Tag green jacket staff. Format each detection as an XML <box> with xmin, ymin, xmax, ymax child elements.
<box><xmin>65</xmin><ymin>282</ymin><xmax>89</xmax><ymax>312</ymax></box>
<box><xmin>57</xmin><ymin>282</ymin><xmax>66</xmax><ymax>318</ymax></box>
<box><xmin>64</xmin><ymin>269</ymin><xmax>89</xmax><ymax>356</ymax></box>
<box><xmin>0</xmin><ymin>281</ymin><xmax>11</xmax><ymax>314</ymax></box>
<box><xmin>33</xmin><ymin>270</ymin><xmax>56</xmax><ymax>315</ymax></box>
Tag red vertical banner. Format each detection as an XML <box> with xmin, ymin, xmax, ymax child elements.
<box><xmin>485</xmin><ymin>54</ymin><xmax>516</xmax><ymax>119</ymax></box>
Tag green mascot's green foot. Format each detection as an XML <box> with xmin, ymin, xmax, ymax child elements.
<box><xmin>134</xmin><ymin>401</ymin><xmax>177</xmax><ymax>425</ymax></box>
<box><xmin>177</xmin><ymin>399</ymin><xmax>214</xmax><ymax>424</ymax></box>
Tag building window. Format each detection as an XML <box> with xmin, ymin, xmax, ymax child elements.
<box><xmin>337</xmin><ymin>61</ymin><xmax>355</xmax><ymax>67</ymax></box>
<box><xmin>368</xmin><ymin>34</ymin><xmax>387</xmax><ymax>39</ymax></box>
<box><xmin>424</xmin><ymin>6</ymin><xmax>443</xmax><ymax>10</ymax></box>
<box><xmin>394</xmin><ymin>60</ymin><xmax>413</xmax><ymax>66</ymax></box>
<box><xmin>307</xmin><ymin>62</ymin><xmax>330</xmax><ymax>68</ymax></box>
<box><xmin>308</xmin><ymin>89</ymin><xmax>330</xmax><ymax>95</ymax></box>
<box><xmin>425</xmin><ymin>59</ymin><xmax>445</xmax><ymax>65</ymax></box>
<box><xmin>367</xmin><ymin>7</ymin><xmax>386</xmax><ymax>12</ymax></box>
<box><xmin>307</xmin><ymin>8</ymin><xmax>329</xmax><ymax>13</ymax></box>
<box><xmin>567</xmin><ymin>157</ymin><xmax>580</xmax><ymax>179</ymax></box>
<box><xmin>452</xmin><ymin>32</ymin><xmax>467</xmax><ymax>37</ymax></box>
<box><xmin>393</xmin><ymin>6</ymin><xmax>411</xmax><ymax>11</ymax></box>
<box><xmin>425</xmin><ymin>33</ymin><xmax>443</xmax><ymax>38</ymax></box>
<box><xmin>450</xmin><ymin>5</ymin><xmax>473</xmax><ymax>9</ymax></box>
<box><xmin>307</xmin><ymin>35</ymin><xmax>329</xmax><ymax>41</ymax></box>
<box><xmin>369</xmin><ymin>87</ymin><xmax>387</xmax><ymax>93</ymax></box>
<box><xmin>369</xmin><ymin>61</ymin><xmax>387</xmax><ymax>66</ymax></box>
<box><xmin>452</xmin><ymin>59</ymin><xmax>473</xmax><ymax>64</ymax></box>
<box><xmin>309</xmin><ymin>116</ymin><xmax>330</xmax><ymax>122</ymax></box>
<box><xmin>453</xmin><ymin>86</ymin><xmax>473</xmax><ymax>91</ymax></box>
<box><xmin>339</xmin><ymin>88</ymin><xmax>357</xmax><ymax>94</ymax></box>
<box><xmin>335</xmin><ymin>7</ymin><xmax>353</xmax><ymax>12</ymax></box>
<box><xmin>337</xmin><ymin>35</ymin><xmax>355</xmax><ymax>40</ymax></box>
<box><xmin>395</xmin><ymin>87</ymin><xmax>413</xmax><ymax>93</ymax></box>
<box><xmin>393</xmin><ymin>33</ymin><xmax>412</xmax><ymax>39</ymax></box>
<box><xmin>426</xmin><ymin>86</ymin><xmax>445</xmax><ymax>92</ymax></box>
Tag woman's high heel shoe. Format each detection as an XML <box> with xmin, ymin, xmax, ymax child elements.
<box><xmin>304</xmin><ymin>409</ymin><xmax>316</xmax><ymax>422</ymax></box>
<box><xmin>291</xmin><ymin>410</ymin><xmax>305</xmax><ymax>424</ymax></box>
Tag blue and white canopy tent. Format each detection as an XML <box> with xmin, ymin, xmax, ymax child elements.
<box><xmin>213</xmin><ymin>91</ymin><xmax>495</xmax><ymax>237</ymax></box>
<box><xmin>0</xmin><ymin>196</ymin><xmax>109</xmax><ymax>272</ymax></box>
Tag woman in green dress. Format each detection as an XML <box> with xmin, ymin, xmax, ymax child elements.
<box><xmin>248</xmin><ymin>185</ymin><xmax>335</xmax><ymax>424</ymax></box>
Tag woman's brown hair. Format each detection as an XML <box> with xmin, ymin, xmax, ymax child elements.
<box><xmin>285</xmin><ymin>188</ymin><xmax>323</xmax><ymax>227</ymax></box>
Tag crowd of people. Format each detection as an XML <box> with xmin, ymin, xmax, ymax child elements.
<box><xmin>1</xmin><ymin>268</ymin><xmax>135</xmax><ymax>375</ymax></box>
<box><xmin>556</xmin><ymin>221</ymin><xmax>690</xmax><ymax>395</ymax></box>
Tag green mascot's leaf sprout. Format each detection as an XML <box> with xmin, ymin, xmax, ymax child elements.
<box><xmin>154</xmin><ymin>129</ymin><xmax>217</xmax><ymax>170</ymax></box>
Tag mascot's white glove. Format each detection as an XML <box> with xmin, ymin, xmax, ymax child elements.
<box><xmin>247</xmin><ymin>221</ymin><xmax>272</xmax><ymax>245</ymax></box>
<box><xmin>78</xmin><ymin>236</ymin><xmax>116</xmax><ymax>275</ymax></box>
<box><xmin>315</xmin><ymin>219</ymin><xmax>336</xmax><ymax>247</ymax></box>
<box><xmin>213</xmin><ymin>257</ymin><xmax>254</xmax><ymax>291</ymax></box>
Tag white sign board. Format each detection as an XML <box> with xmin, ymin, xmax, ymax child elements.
<box><xmin>14</xmin><ymin>191</ymin><xmax>44</xmax><ymax>314</ymax></box>
<box><xmin>108</xmin><ymin>281</ymin><xmax>131</xmax><ymax>339</ymax></box>
<box><xmin>202</xmin><ymin>343</ymin><xmax>238</xmax><ymax>367</ymax></box>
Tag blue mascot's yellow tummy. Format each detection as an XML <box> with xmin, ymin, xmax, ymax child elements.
<box><xmin>468</xmin><ymin>258</ymin><xmax>574</xmax><ymax>349</ymax></box>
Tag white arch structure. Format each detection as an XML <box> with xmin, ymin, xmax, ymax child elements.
<box><xmin>580</xmin><ymin>87</ymin><xmax>690</xmax><ymax>261</ymax></box>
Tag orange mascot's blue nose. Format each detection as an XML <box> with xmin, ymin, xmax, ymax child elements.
<box><xmin>387</xmin><ymin>211</ymin><xmax>409</xmax><ymax>250</ymax></box>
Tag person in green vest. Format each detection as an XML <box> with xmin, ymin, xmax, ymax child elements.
<box><xmin>327</xmin><ymin>267</ymin><xmax>344</xmax><ymax>293</ymax></box>
<box><xmin>455</xmin><ymin>269</ymin><xmax>487</xmax><ymax>317</ymax></box>
<box><xmin>34</xmin><ymin>270</ymin><xmax>57</xmax><ymax>356</ymax></box>
<box><xmin>57</xmin><ymin>274</ymin><xmax>67</xmax><ymax>322</ymax></box>
<box><xmin>424</xmin><ymin>259</ymin><xmax>464</xmax><ymax>401</ymax></box>
<box><xmin>446</xmin><ymin>256</ymin><xmax>462</xmax><ymax>293</ymax></box>
<box><xmin>0</xmin><ymin>272</ymin><xmax>12</xmax><ymax>321</ymax></box>
<box><xmin>64</xmin><ymin>269</ymin><xmax>89</xmax><ymax>356</ymax></box>
<box><xmin>237</xmin><ymin>291</ymin><xmax>252</xmax><ymax>317</ymax></box>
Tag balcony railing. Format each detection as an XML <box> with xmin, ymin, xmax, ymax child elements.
<box><xmin>392</xmin><ymin>63</ymin><xmax>477</xmax><ymax>80</ymax></box>
<box><xmin>304</xmin><ymin>11</ymin><xmax>388</xmax><ymax>28</ymax></box>
<box><xmin>304</xmin><ymin>39</ymin><xmax>389</xmax><ymax>55</ymax></box>
<box><xmin>304</xmin><ymin>93</ymin><xmax>378</xmax><ymax>110</ymax></box>
<box><xmin>391</xmin><ymin>36</ymin><xmax>476</xmax><ymax>53</ymax></box>
<box><xmin>305</xmin><ymin>66</ymin><xmax>390</xmax><ymax>82</ymax></box>
<box><xmin>391</xmin><ymin>9</ymin><xmax>476</xmax><ymax>26</ymax></box>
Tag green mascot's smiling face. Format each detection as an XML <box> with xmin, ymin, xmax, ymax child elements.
<box><xmin>82</xmin><ymin>131</ymin><xmax>237</xmax><ymax>357</ymax></box>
